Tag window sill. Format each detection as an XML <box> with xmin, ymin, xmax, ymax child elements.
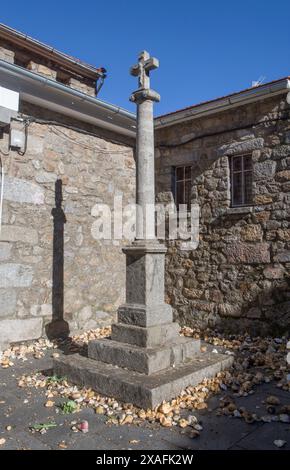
<box><xmin>227</xmin><ymin>206</ymin><xmax>254</xmax><ymax>215</ymax></box>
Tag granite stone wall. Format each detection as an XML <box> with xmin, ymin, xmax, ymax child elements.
<box><xmin>155</xmin><ymin>95</ymin><xmax>290</xmax><ymax>335</ymax></box>
<box><xmin>0</xmin><ymin>102</ymin><xmax>135</xmax><ymax>349</ymax></box>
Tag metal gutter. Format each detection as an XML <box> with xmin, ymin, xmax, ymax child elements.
<box><xmin>0</xmin><ymin>23</ymin><xmax>103</xmax><ymax>80</ymax></box>
<box><xmin>155</xmin><ymin>78</ymin><xmax>290</xmax><ymax>129</ymax></box>
<box><xmin>0</xmin><ymin>59</ymin><xmax>136</xmax><ymax>138</ymax></box>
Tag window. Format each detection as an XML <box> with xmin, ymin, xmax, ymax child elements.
<box><xmin>230</xmin><ymin>155</ymin><xmax>253</xmax><ymax>207</ymax></box>
<box><xmin>174</xmin><ymin>166</ymin><xmax>192</xmax><ymax>210</ymax></box>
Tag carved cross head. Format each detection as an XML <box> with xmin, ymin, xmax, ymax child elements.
<box><xmin>130</xmin><ymin>51</ymin><xmax>159</xmax><ymax>90</ymax></box>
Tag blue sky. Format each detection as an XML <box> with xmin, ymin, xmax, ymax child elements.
<box><xmin>1</xmin><ymin>0</ymin><xmax>290</xmax><ymax>115</ymax></box>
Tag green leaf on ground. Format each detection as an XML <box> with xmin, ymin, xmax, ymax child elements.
<box><xmin>59</xmin><ymin>400</ymin><xmax>78</xmax><ymax>414</ymax></box>
<box><xmin>46</xmin><ymin>375</ymin><xmax>66</xmax><ymax>385</ymax></box>
<box><xmin>31</xmin><ymin>422</ymin><xmax>57</xmax><ymax>431</ymax></box>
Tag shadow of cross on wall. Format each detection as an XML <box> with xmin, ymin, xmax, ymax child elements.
<box><xmin>45</xmin><ymin>179</ymin><xmax>69</xmax><ymax>340</ymax></box>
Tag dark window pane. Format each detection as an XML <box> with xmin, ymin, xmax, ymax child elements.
<box><xmin>176</xmin><ymin>167</ymin><xmax>184</xmax><ymax>181</ymax></box>
<box><xmin>244</xmin><ymin>156</ymin><xmax>252</xmax><ymax>171</ymax></box>
<box><xmin>176</xmin><ymin>181</ymin><xmax>184</xmax><ymax>206</ymax></box>
<box><xmin>244</xmin><ymin>171</ymin><xmax>253</xmax><ymax>204</ymax></box>
<box><xmin>230</xmin><ymin>155</ymin><xmax>253</xmax><ymax>207</ymax></box>
<box><xmin>185</xmin><ymin>166</ymin><xmax>191</xmax><ymax>180</ymax></box>
<box><xmin>232</xmin><ymin>156</ymin><xmax>242</xmax><ymax>172</ymax></box>
<box><xmin>185</xmin><ymin>179</ymin><xmax>191</xmax><ymax>210</ymax></box>
<box><xmin>232</xmin><ymin>172</ymin><xmax>243</xmax><ymax>206</ymax></box>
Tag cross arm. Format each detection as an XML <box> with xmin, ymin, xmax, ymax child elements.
<box><xmin>130</xmin><ymin>64</ymin><xmax>140</xmax><ymax>77</ymax></box>
<box><xmin>144</xmin><ymin>57</ymin><xmax>159</xmax><ymax>72</ymax></box>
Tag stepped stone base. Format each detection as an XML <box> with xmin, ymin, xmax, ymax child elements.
<box><xmin>54</xmin><ymin>351</ymin><xmax>233</xmax><ymax>409</ymax></box>
<box><xmin>88</xmin><ymin>336</ymin><xmax>201</xmax><ymax>374</ymax></box>
<box><xmin>53</xmin><ymin>241</ymin><xmax>234</xmax><ymax>408</ymax></box>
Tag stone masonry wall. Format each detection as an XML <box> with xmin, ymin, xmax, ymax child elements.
<box><xmin>0</xmin><ymin>102</ymin><xmax>135</xmax><ymax>349</ymax></box>
<box><xmin>0</xmin><ymin>38</ymin><xmax>97</xmax><ymax>96</ymax></box>
<box><xmin>155</xmin><ymin>95</ymin><xmax>290</xmax><ymax>335</ymax></box>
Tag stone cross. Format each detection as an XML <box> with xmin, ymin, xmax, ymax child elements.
<box><xmin>54</xmin><ymin>52</ymin><xmax>232</xmax><ymax>410</ymax></box>
<box><xmin>129</xmin><ymin>51</ymin><xmax>160</xmax><ymax>240</ymax></box>
<box><xmin>130</xmin><ymin>50</ymin><xmax>159</xmax><ymax>90</ymax></box>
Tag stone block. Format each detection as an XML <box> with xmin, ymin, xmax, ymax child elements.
<box><xmin>0</xmin><ymin>289</ymin><xmax>17</xmax><ymax>317</ymax></box>
<box><xmin>40</xmin><ymin>304</ymin><xmax>52</xmax><ymax>317</ymax></box>
<box><xmin>253</xmin><ymin>211</ymin><xmax>270</xmax><ymax>223</ymax></box>
<box><xmin>26</xmin><ymin>135</ymin><xmax>44</xmax><ymax>155</ymax></box>
<box><xmin>77</xmin><ymin>306</ymin><xmax>93</xmax><ymax>322</ymax></box>
<box><xmin>218</xmin><ymin>138</ymin><xmax>264</xmax><ymax>157</ymax></box>
<box><xmin>27</xmin><ymin>61</ymin><xmax>57</xmax><ymax>80</ymax></box>
<box><xmin>0</xmin><ymin>46</ymin><xmax>15</xmax><ymax>63</ymax></box>
<box><xmin>0</xmin><ymin>242</ymin><xmax>12</xmax><ymax>261</ymax></box>
<box><xmin>277</xmin><ymin>229</ymin><xmax>290</xmax><ymax>241</ymax></box>
<box><xmin>35</xmin><ymin>171</ymin><xmax>57</xmax><ymax>183</ymax></box>
<box><xmin>118</xmin><ymin>303</ymin><xmax>172</xmax><ymax>327</ymax></box>
<box><xmin>183</xmin><ymin>288</ymin><xmax>203</xmax><ymax>299</ymax></box>
<box><xmin>0</xmin><ymin>263</ymin><xmax>33</xmax><ymax>288</ymax></box>
<box><xmin>88</xmin><ymin>336</ymin><xmax>200</xmax><ymax>375</ymax></box>
<box><xmin>68</xmin><ymin>78</ymin><xmax>95</xmax><ymax>97</ymax></box>
<box><xmin>95</xmin><ymin>310</ymin><xmax>111</xmax><ymax>320</ymax></box>
<box><xmin>276</xmin><ymin>170</ymin><xmax>290</xmax><ymax>181</ymax></box>
<box><xmin>272</xmin><ymin>145</ymin><xmax>290</xmax><ymax>159</ymax></box>
<box><xmin>253</xmin><ymin>194</ymin><xmax>273</xmax><ymax>205</ymax></box>
<box><xmin>274</xmin><ymin>251</ymin><xmax>290</xmax><ymax>263</ymax></box>
<box><xmin>54</xmin><ymin>351</ymin><xmax>233</xmax><ymax>409</ymax></box>
<box><xmin>111</xmin><ymin>321</ymin><xmax>180</xmax><ymax>348</ymax></box>
<box><xmin>218</xmin><ymin>303</ymin><xmax>241</xmax><ymax>318</ymax></box>
<box><xmin>253</xmin><ymin>161</ymin><xmax>276</xmax><ymax>179</ymax></box>
<box><xmin>263</xmin><ymin>266</ymin><xmax>285</xmax><ymax>279</ymax></box>
<box><xmin>0</xmin><ymin>226</ymin><xmax>38</xmax><ymax>245</ymax></box>
<box><xmin>224</xmin><ymin>243</ymin><xmax>270</xmax><ymax>264</ymax></box>
<box><xmin>240</xmin><ymin>224</ymin><xmax>263</xmax><ymax>242</ymax></box>
<box><xmin>245</xmin><ymin>307</ymin><xmax>262</xmax><ymax>319</ymax></box>
<box><xmin>4</xmin><ymin>176</ymin><xmax>44</xmax><ymax>205</ymax></box>
<box><xmin>124</xmin><ymin>245</ymin><xmax>166</xmax><ymax>306</ymax></box>
<box><xmin>0</xmin><ymin>318</ymin><xmax>42</xmax><ymax>350</ymax></box>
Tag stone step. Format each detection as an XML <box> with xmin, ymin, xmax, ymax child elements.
<box><xmin>54</xmin><ymin>351</ymin><xmax>233</xmax><ymax>409</ymax></box>
<box><xmin>88</xmin><ymin>337</ymin><xmax>201</xmax><ymax>375</ymax></box>
<box><xmin>111</xmin><ymin>322</ymin><xmax>180</xmax><ymax>348</ymax></box>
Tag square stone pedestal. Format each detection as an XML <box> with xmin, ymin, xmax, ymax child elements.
<box><xmin>54</xmin><ymin>243</ymin><xmax>233</xmax><ymax>408</ymax></box>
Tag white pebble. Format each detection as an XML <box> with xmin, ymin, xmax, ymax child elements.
<box><xmin>194</xmin><ymin>424</ymin><xmax>203</xmax><ymax>431</ymax></box>
<box><xmin>279</xmin><ymin>414</ymin><xmax>290</xmax><ymax>423</ymax></box>
<box><xmin>274</xmin><ymin>440</ymin><xmax>286</xmax><ymax>448</ymax></box>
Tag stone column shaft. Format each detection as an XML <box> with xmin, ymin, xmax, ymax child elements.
<box><xmin>136</xmin><ymin>99</ymin><xmax>155</xmax><ymax>239</ymax></box>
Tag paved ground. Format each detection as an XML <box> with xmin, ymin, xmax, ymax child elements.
<box><xmin>0</xmin><ymin>351</ymin><xmax>289</xmax><ymax>450</ymax></box>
